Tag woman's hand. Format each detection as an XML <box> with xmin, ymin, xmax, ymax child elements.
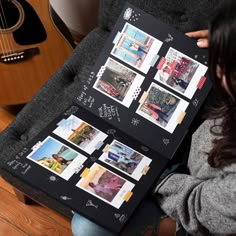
<box><xmin>185</xmin><ymin>30</ymin><xmax>208</xmax><ymax>48</ymax></box>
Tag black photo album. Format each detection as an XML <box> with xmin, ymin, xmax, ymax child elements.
<box><xmin>5</xmin><ymin>3</ymin><xmax>212</xmax><ymax>234</ymax></box>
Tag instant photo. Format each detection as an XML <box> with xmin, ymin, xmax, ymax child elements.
<box><xmin>94</xmin><ymin>58</ymin><xmax>145</xmax><ymax>108</ymax></box>
<box><xmin>76</xmin><ymin>163</ymin><xmax>134</xmax><ymax>208</ymax></box>
<box><xmin>155</xmin><ymin>47</ymin><xmax>208</xmax><ymax>99</ymax></box>
<box><xmin>99</xmin><ymin>140</ymin><xmax>152</xmax><ymax>180</ymax></box>
<box><xmin>27</xmin><ymin>136</ymin><xmax>87</xmax><ymax>180</ymax></box>
<box><xmin>53</xmin><ymin>115</ymin><xmax>108</xmax><ymax>155</ymax></box>
<box><xmin>136</xmin><ymin>83</ymin><xmax>189</xmax><ymax>133</ymax></box>
<box><xmin>111</xmin><ymin>23</ymin><xmax>163</xmax><ymax>74</ymax></box>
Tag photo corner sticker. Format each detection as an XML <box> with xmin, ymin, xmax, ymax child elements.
<box><xmin>156</xmin><ymin>56</ymin><xmax>166</xmax><ymax>70</ymax></box>
<box><xmin>103</xmin><ymin>144</ymin><xmax>110</xmax><ymax>153</ymax></box>
<box><xmin>95</xmin><ymin>141</ymin><xmax>104</xmax><ymax>150</ymax></box>
<box><xmin>141</xmin><ymin>165</ymin><xmax>150</xmax><ymax>175</ymax></box>
<box><xmin>113</xmin><ymin>32</ymin><xmax>122</xmax><ymax>45</ymax></box>
<box><xmin>138</xmin><ymin>91</ymin><xmax>148</xmax><ymax>104</ymax></box>
<box><xmin>123</xmin><ymin>191</ymin><xmax>133</xmax><ymax>202</ymax></box>
<box><xmin>80</xmin><ymin>167</ymin><xmax>90</xmax><ymax>178</ymax></box>
<box><xmin>150</xmin><ymin>54</ymin><xmax>160</xmax><ymax>67</ymax></box>
<box><xmin>197</xmin><ymin>76</ymin><xmax>207</xmax><ymax>90</ymax></box>
<box><xmin>56</xmin><ymin>119</ymin><xmax>67</xmax><ymax>127</ymax></box>
<box><xmin>176</xmin><ymin>111</ymin><xmax>186</xmax><ymax>124</ymax></box>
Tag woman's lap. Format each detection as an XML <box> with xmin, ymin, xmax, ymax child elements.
<box><xmin>71</xmin><ymin>196</ymin><xmax>165</xmax><ymax>236</ymax></box>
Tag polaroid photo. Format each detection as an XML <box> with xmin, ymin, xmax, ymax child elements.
<box><xmin>155</xmin><ymin>47</ymin><xmax>208</xmax><ymax>99</ymax></box>
<box><xmin>111</xmin><ymin>23</ymin><xmax>163</xmax><ymax>74</ymax></box>
<box><xmin>99</xmin><ymin>140</ymin><xmax>152</xmax><ymax>181</ymax></box>
<box><xmin>53</xmin><ymin>115</ymin><xmax>108</xmax><ymax>155</ymax></box>
<box><xmin>136</xmin><ymin>82</ymin><xmax>189</xmax><ymax>133</ymax></box>
<box><xmin>94</xmin><ymin>58</ymin><xmax>145</xmax><ymax>108</ymax></box>
<box><xmin>76</xmin><ymin>163</ymin><xmax>134</xmax><ymax>209</ymax></box>
<box><xmin>27</xmin><ymin>136</ymin><xmax>87</xmax><ymax>180</ymax></box>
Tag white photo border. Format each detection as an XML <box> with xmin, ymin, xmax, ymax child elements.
<box><xmin>53</xmin><ymin>115</ymin><xmax>108</xmax><ymax>155</ymax></box>
<box><xmin>93</xmin><ymin>58</ymin><xmax>145</xmax><ymax>108</ymax></box>
<box><xmin>111</xmin><ymin>22</ymin><xmax>163</xmax><ymax>74</ymax></box>
<box><xmin>136</xmin><ymin>82</ymin><xmax>189</xmax><ymax>133</ymax></box>
<box><xmin>26</xmin><ymin>136</ymin><xmax>87</xmax><ymax>181</ymax></box>
<box><xmin>99</xmin><ymin>140</ymin><xmax>152</xmax><ymax>181</ymax></box>
<box><xmin>76</xmin><ymin>163</ymin><xmax>135</xmax><ymax>209</ymax></box>
<box><xmin>154</xmin><ymin>47</ymin><xmax>208</xmax><ymax>99</ymax></box>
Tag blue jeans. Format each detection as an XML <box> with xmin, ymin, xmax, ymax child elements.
<box><xmin>71</xmin><ymin>197</ymin><xmax>165</xmax><ymax>236</ymax></box>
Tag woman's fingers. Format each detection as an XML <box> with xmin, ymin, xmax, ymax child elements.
<box><xmin>196</xmin><ymin>38</ymin><xmax>209</xmax><ymax>48</ymax></box>
<box><xmin>185</xmin><ymin>30</ymin><xmax>208</xmax><ymax>38</ymax></box>
<box><xmin>185</xmin><ymin>30</ymin><xmax>209</xmax><ymax>48</ymax></box>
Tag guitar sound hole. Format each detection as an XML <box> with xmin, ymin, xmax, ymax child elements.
<box><xmin>0</xmin><ymin>1</ymin><xmax>20</xmax><ymax>29</ymax></box>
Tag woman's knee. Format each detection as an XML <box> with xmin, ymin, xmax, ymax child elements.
<box><xmin>71</xmin><ymin>213</ymin><xmax>115</xmax><ymax>236</ymax></box>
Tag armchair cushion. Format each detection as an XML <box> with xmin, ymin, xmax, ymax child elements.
<box><xmin>98</xmin><ymin>0</ymin><xmax>220</xmax><ymax>32</ymax></box>
<box><xmin>0</xmin><ymin>0</ymin><xmax>219</xmax><ymax>223</ymax></box>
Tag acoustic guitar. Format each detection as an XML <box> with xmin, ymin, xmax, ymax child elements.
<box><xmin>0</xmin><ymin>0</ymin><xmax>72</xmax><ymax>105</ymax></box>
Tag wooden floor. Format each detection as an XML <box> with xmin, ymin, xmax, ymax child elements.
<box><xmin>0</xmin><ymin>106</ymin><xmax>176</xmax><ymax>236</ymax></box>
<box><xmin>0</xmin><ymin>106</ymin><xmax>72</xmax><ymax>236</ymax></box>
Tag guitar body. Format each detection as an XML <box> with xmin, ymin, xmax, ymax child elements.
<box><xmin>0</xmin><ymin>0</ymin><xmax>72</xmax><ymax>105</ymax></box>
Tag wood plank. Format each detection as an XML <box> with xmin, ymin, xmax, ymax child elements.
<box><xmin>31</xmin><ymin>203</ymin><xmax>72</xmax><ymax>228</ymax></box>
<box><xmin>0</xmin><ymin>188</ymin><xmax>72</xmax><ymax>236</ymax></box>
<box><xmin>0</xmin><ymin>177</ymin><xmax>16</xmax><ymax>195</ymax></box>
<box><xmin>157</xmin><ymin>217</ymin><xmax>176</xmax><ymax>236</ymax></box>
<box><xmin>0</xmin><ymin>174</ymin><xmax>71</xmax><ymax>228</ymax></box>
<box><xmin>0</xmin><ymin>219</ymin><xmax>28</xmax><ymax>236</ymax></box>
<box><xmin>0</xmin><ymin>106</ymin><xmax>15</xmax><ymax>132</ymax></box>
<box><xmin>0</xmin><ymin>105</ymin><xmax>24</xmax><ymax>131</ymax></box>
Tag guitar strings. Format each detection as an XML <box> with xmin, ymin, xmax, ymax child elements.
<box><xmin>3</xmin><ymin>0</ymin><xmax>16</xmax><ymax>54</ymax></box>
<box><xmin>0</xmin><ymin>0</ymin><xmax>14</xmax><ymax>56</ymax></box>
<box><xmin>1</xmin><ymin>0</ymin><xmax>15</xmax><ymax>55</ymax></box>
<box><xmin>0</xmin><ymin>0</ymin><xmax>9</xmax><ymax>56</ymax></box>
<box><xmin>0</xmin><ymin>0</ymin><xmax>8</xmax><ymax>56</ymax></box>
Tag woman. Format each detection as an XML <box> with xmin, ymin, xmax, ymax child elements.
<box><xmin>72</xmin><ymin>1</ymin><xmax>236</xmax><ymax>235</ymax></box>
<box><xmin>156</xmin><ymin>1</ymin><xmax>236</xmax><ymax>234</ymax></box>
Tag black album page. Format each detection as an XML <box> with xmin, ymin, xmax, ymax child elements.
<box><xmin>6</xmin><ymin>104</ymin><xmax>168</xmax><ymax>234</ymax></box>
<box><xmin>4</xmin><ymin>3</ymin><xmax>211</xmax><ymax>234</ymax></box>
<box><xmin>75</xmin><ymin>3</ymin><xmax>211</xmax><ymax>159</ymax></box>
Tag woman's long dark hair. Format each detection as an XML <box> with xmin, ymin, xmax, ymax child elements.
<box><xmin>207</xmin><ymin>0</ymin><xmax>236</xmax><ymax>167</ymax></box>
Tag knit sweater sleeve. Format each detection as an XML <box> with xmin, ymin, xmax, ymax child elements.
<box><xmin>155</xmin><ymin>172</ymin><xmax>236</xmax><ymax>235</ymax></box>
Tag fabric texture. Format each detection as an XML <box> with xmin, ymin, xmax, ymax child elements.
<box><xmin>98</xmin><ymin>0</ymin><xmax>220</xmax><ymax>32</ymax></box>
<box><xmin>155</xmin><ymin>119</ymin><xmax>236</xmax><ymax>235</ymax></box>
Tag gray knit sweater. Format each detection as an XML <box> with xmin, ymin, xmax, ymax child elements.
<box><xmin>155</xmin><ymin>119</ymin><xmax>236</xmax><ymax>235</ymax></box>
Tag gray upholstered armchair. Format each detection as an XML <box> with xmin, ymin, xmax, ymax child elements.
<box><xmin>0</xmin><ymin>0</ymin><xmax>219</xmax><ymax>233</ymax></box>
